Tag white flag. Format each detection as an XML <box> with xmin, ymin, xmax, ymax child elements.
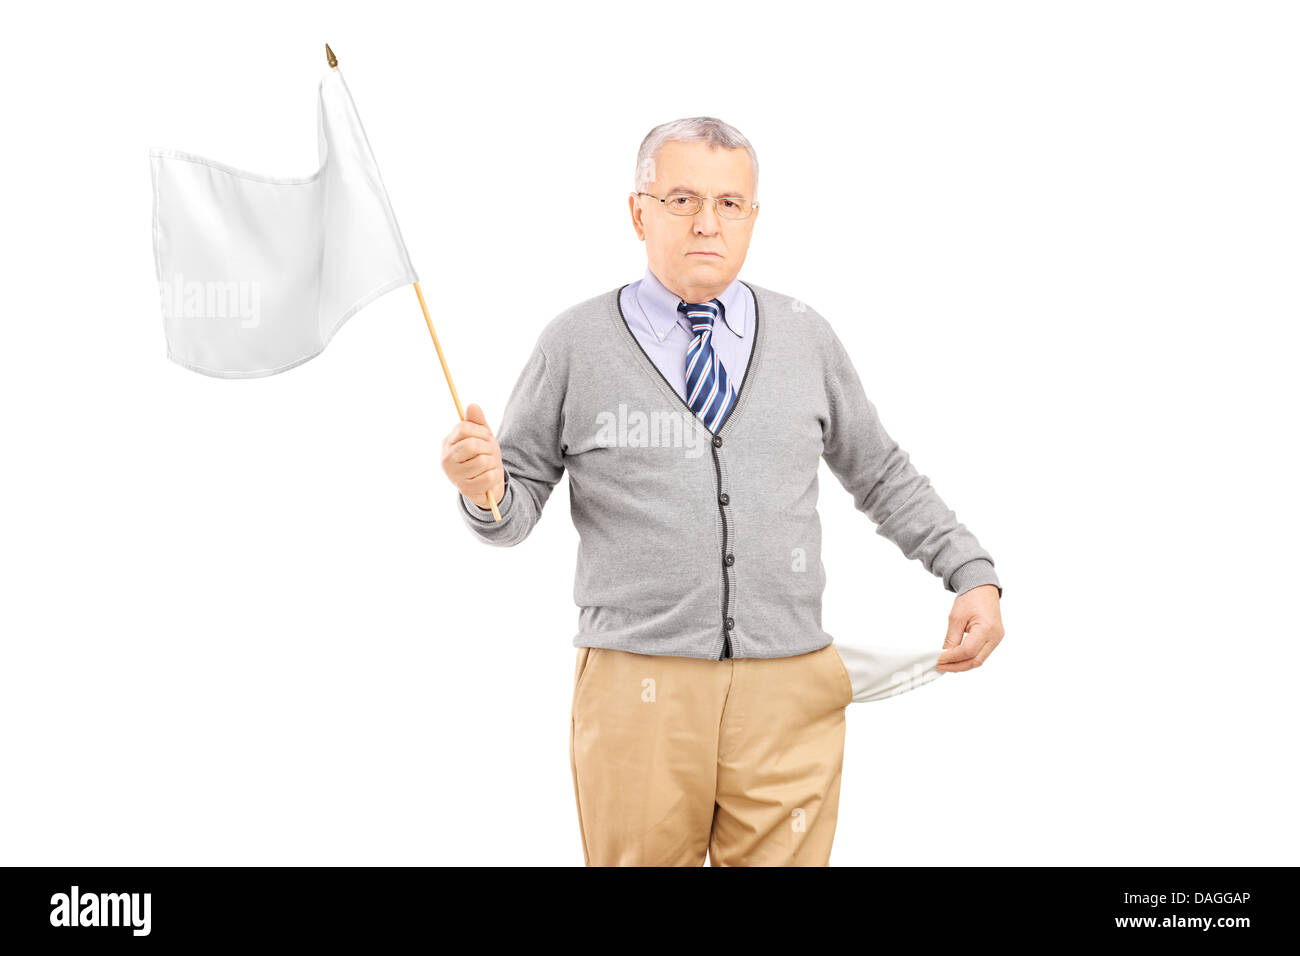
<box><xmin>150</xmin><ymin>67</ymin><xmax>417</xmax><ymax>377</ymax></box>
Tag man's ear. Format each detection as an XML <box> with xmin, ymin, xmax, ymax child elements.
<box><xmin>629</xmin><ymin>192</ymin><xmax>646</xmax><ymax>240</ymax></box>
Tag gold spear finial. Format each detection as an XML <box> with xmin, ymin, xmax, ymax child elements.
<box><xmin>325</xmin><ymin>44</ymin><xmax>338</xmax><ymax>69</ymax></box>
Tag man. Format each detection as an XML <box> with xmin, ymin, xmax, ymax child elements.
<box><xmin>440</xmin><ymin>117</ymin><xmax>1005</xmax><ymax>866</ymax></box>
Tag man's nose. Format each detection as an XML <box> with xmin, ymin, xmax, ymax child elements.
<box><xmin>693</xmin><ymin>200</ymin><xmax>722</xmax><ymax>234</ymax></box>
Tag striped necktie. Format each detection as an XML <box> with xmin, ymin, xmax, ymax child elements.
<box><xmin>678</xmin><ymin>299</ymin><xmax>736</xmax><ymax>433</ymax></box>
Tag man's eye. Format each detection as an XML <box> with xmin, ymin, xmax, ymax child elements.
<box><xmin>721</xmin><ymin>199</ymin><xmax>738</xmax><ymax>209</ymax></box>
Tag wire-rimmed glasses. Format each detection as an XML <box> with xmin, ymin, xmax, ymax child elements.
<box><xmin>636</xmin><ymin>191</ymin><xmax>758</xmax><ymax>221</ymax></box>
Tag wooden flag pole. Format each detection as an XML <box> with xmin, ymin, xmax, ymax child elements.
<box><xmin>413</xmin><ymin>281</ymin><xmax>502</xmax><ymax>520</ymax></box>
<box><xmin>327</xmin><ymin>44</ymin><xmax>501</xmax><ymax>522</ymax></box>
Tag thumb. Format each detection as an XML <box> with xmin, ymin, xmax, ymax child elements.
<box><xmin>464</xmin><ymin>402</ymin><xmax>489</xmax><ymax>430</ymax></box>
<box><xmin>942</xmin><ymin>610</ymin><xmax>967</xmax><ymax>651</ymax></box>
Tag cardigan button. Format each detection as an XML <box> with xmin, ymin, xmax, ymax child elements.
<box><xmin>712</xmin><ymin>435</ymin><xmax>723</xmax><ymax>448</ymax></box>
<box><xmin>725</xmin><ymin>617</ymin><xmax>735</xmax><ymax>630</ymax></box>
<box><xmin>718</xmin><ymin>492</ymin><xmax>729</xmax><ymax>506</ymax></box>
<box><xmin>724</xmin><ymin>553</ymin><xmax>735</xmax><ymax>566</ymax></box>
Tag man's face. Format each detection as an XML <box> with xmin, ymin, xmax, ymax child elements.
<box><xmin>629</xmin><ymin>140</ymin><xmax>759</xmax><ymax>303</ymax></box>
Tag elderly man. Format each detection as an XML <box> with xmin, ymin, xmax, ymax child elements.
<box><xmin>440</xmin><ymin>117</ymin><xmax>1004</xmax><ymax>866</ymax></box>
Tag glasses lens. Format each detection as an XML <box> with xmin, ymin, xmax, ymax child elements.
<box><xmin>664</xmin><ymin>193</ymin><xmax>703</xmax><ymax>215</ymax></box>
<box><xmin>717</xmin><ymin>198</ymin><xmax>753</xmax><ymax>220</ymax></box>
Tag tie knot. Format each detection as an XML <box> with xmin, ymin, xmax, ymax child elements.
<box><xmin>678</xmin><ymin>299</ymin><xmax>720</xmax><ymax>326</ymax></box>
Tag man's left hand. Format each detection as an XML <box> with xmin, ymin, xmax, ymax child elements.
<box><xmin>938</xmin><ymin>584</ymin><xmax>1004</xmax><ymax>673</ymax></box>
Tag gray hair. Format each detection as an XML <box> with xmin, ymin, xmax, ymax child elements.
<box><xmin>633</xmin><ymin>117</ymin><xmax>759</xmax><ymax>199</ymax></box>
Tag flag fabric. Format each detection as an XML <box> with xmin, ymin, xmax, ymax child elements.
<box><xmin>150</xmin><ymin>67</ymin><xmax>417</xmax><ymax>377</ymax></box>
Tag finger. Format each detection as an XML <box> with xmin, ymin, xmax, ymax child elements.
<box><xmin>970</xmin><ymin>630</ymin><xmax>1004</xmax><ymax>666</ymax></box>
<box><xmin>938</xmin><ymin>635</ymin><xmax>990</xmax><ymax>671</ymax></box>
<box><xmin>943</xmin><ymin>611</ymin><xmax>967</xmax><ymax>651</ymax></box>
<box><xmin>939</xmin><ymin>623</ymin><xmax>978</xmax><ymax>662</ymax></box>
<box><xmin>449</xmin><ymin>421</ymin><xmax>494</xmax><ymax>444</ymax></box>
<box><xmin>464</xmin><ymin>457</ymin><xmax>502</xmax><ymax>483</ymax></box>
<box><xmin>939</xmin><ymin>633</ymin><xmax>986</xmax><ymax>666</ymax></box>
<box><xmin>464</xmin><ymin>403</ymin><xmax>491</xmax><ymax>429</ymax></box>
<box><xmin>449</xmin><ymin>436</ymin><xmax>494</xmax><ymax>464</ymax></box>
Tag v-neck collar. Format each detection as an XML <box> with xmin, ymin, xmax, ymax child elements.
<box><xmin>610</xmin><ymin>279</ymin><xmax>765</xmax><ymax>437</ymax></box>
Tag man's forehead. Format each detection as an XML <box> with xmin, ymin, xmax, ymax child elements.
<box><xmin>652</xmin><ymin>142</ymin><xmax>754</xmax><ymax>191</ymax></box>
<box><xmin>662</xmin><ymin>183</ymin><xmax>749</xmax><ymax>197</ymax></box>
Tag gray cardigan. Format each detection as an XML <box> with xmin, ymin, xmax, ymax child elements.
<box><xmin>458</xmin><ymin>280</ymin><xmax>1001</xmax><ymax>661</ymax></box>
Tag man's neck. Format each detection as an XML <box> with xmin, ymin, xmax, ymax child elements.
<box><xmin>662</xmin><ymin>276</ymin><xmax>728</xmax><ymax>305</ymax></box>
<box><xmin>645</xmin><ymin>262</ymin><xmax>730</xmax><ymax>304</ymax></box>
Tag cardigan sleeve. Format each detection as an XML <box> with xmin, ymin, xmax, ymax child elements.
<box><xmin>819</xmin><ymin>321</ymin><xmax>1001</xmax><ymax>598</ymax></box>
<box><xmin>457</xmin><ymin>332</ymin><xmax>566</xmax><ymax>547</ymax></box>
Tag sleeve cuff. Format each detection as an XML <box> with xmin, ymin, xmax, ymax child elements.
<box><xmin>460</xmin><ymin>473</ymin><xmax>513</xmax><ymax>522</ymax></box>
<box><xmin>948</xmin><ymin>559</ymin><xmax>1002</xmax><ymax>599</ymax></box>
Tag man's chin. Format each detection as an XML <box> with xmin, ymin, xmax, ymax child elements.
<box><xmin>683</xmin><ymin>257</ymin><xmax>730</xmax><ymax>280</ymax></box>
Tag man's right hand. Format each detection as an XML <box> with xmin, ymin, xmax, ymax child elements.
<box><xmin>441</xmin><ymin>402</ymin><xmax>506</xmax><ymax>511</ymax></box>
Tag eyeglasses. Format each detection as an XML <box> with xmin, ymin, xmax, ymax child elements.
<box><xmin>636</xmin><ymin>192</ymin><xmax>758</xmax><ymax>221</ymax></box>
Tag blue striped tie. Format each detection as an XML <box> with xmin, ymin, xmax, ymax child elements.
<box><xmin>679</xmin><ymin>299</ymin><xmax>736</xmax><ymax>433</ymax></box>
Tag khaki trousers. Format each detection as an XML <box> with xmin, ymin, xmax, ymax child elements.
<box><xmin>569</xmin><ymin>642</ymin><xmax>854</xmax><ymax>866</ymax></box>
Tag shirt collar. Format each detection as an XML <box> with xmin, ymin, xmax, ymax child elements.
<box><xmin>635</xmin><ymin>264</ymin><xmax>748</xmax><ymax>342</ymax></box>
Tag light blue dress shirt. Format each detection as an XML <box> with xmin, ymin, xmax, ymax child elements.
<box><xmin>618</xmin><ymin>264</ymin><xmax>756</xmax><ymax>406</ymax></box>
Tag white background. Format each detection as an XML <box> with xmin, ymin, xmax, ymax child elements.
<box><xmin>2</xmin><ymin>1</ymin><xmax>1296</xmax><ymax>866</ymax></box>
